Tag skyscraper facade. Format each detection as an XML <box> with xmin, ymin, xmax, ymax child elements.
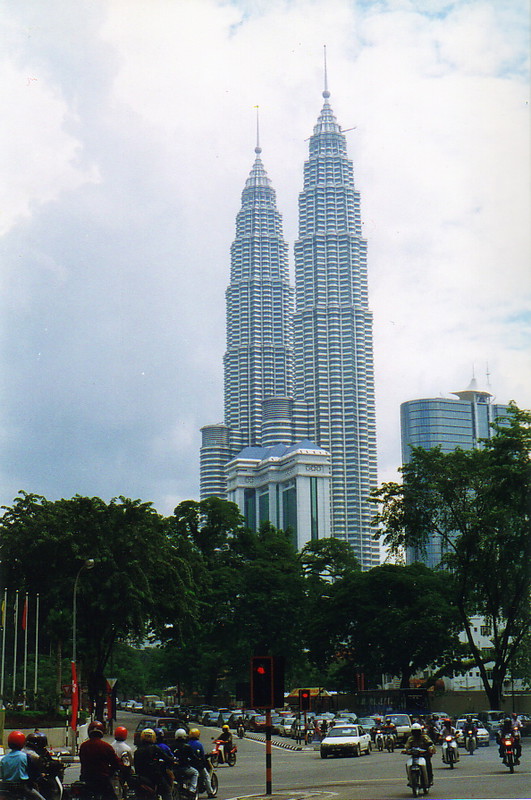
<box><xmin>200</xmin><ymin>79</ymin><xmax>379</xmax><ymax>568</ymax></box>
<box><xmin>292</xmin><ymin>85</ymin><xmax>378</xmax><ymax>566</ymax></box>
<box><xmin>401</xmin><ymin>377</ymin><xmax>510</xmax><ymax>567</ymax></box>
<box><xmin>200</xmin><ymin>142</ymin><xmax>295</xmax><ymax>499</ymax></box>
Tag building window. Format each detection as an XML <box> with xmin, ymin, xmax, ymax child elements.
<box><xmin>244</xmin><ymin>489</ymin><xmax>256</xmax><ymax>532</ymax></box>
<box><xmin>480</xmin><ymin>625</ymin><xmax>491</xmax><ymax>637</ymax></box>
<box><xmin>310</xmin><ymin>477</ymin><xmax>319</xmax><ymax>540</ymax></box>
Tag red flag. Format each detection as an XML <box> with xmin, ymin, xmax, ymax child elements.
<box><xmin>21</xmin><ymin>597</ymin><xmax>28</xmax><ymax>630</ymax></box>
<box><xmin>71</xmin><ymin>661</ymin><xmax>79</xmax><ymax>731</ymax></box>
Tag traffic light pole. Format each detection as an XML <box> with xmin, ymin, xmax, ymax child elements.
<box><xmin>265</xmin><ymin>708</ymin><xmax>272</xmax><ymax>794</ymax></box>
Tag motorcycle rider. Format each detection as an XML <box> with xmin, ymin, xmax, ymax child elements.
<box><xmin>440</xmin><ymin>718</ymin><xmax>459</xmax><ymax>762</ymax></box>
<box><xmin>404</xmin><ymin>722</ymin><xmax>436</xmax><ymax>787</ymax></box>
<box><xmin>25</xmin><ymin>732</ymin><xmax>63</xmax><ymax>800</ymax></box>
<box><xmin>498</xmin><ymin>716</ymin><xmax>521</xmax><ymax>764</ymax></box>
<box><xmin>187</xmin><ymin>729</ymin><xmax>215</xmax><ymax>798</ymax></box>
<box><xmin>111</xmin><ymin>726</ymin><xmax>133</xmax><ymax>791</ymax></box>
<box><xmin>382</xmin><ymin>717</ymin><xmax>397</xmax><ymax>742</ymax></box>
<box><xmin>463</xmin><ymin>715</ymin><xmax>477</xmax><ymax>753</ymax></box>
<box><xmin>79</xmin><ymin>720</ymin><xmax>122</xmax><ymax>800</ymax></box>
<box><xmin>217</xmin><ymin>725</ymin><xmax>233</xmax><ymax>764</ymax></box>
<box><xmin>133</xmin><ymin>728</ymin><xmax>174</xmax><ymax>800</ymax></box>
<box><xmin>1</xmin><ymin>731</ymin><xmax>47</xmax><ymax>800</ymax></box>
<box><xmin>173</xmin><ymin>729</ymin><xmax>199</xmax><ymax>797</ymax></box>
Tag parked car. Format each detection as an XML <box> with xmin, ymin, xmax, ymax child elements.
<box><xmin>202</xmin><ymin>711</ymin><xmax>221</xmax><ymax>727</ymax></box>
<box><xmin>133</xmin><ymin>717</ymin><xmax>189</xmax><ymax>748</ymax></box>
<box><xmin>320</xmin><ymin>724</ymin><xmax>371</xmax><ymax>758</ymax></box>
<box><xmin>455</xmin><ymin>718</ymin><xmax>490</xmax><ymax>747</ymax></box>
<box><xmin>383</xmin><ymin>714</ymin><xmax>412</xmax><ymax>743</ymax></box>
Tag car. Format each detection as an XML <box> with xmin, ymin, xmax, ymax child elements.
<box><xmin>383</xmin><ymin>714</ymin><xmax>412</xmax><ymax>743</ymax></box>
<box><xmin>202</xmin><ymin>711</ymin><xmax>222</xmax><ymax>727</ymax></box>
<box><xmin>476</xmin><ymin>710</ymin><xmax>505</xmax><ymax>737</ymax></box>
<box><xmin>133</xmin><ymin>716</ymin><xmax>189</xmax><ymax>748</ymax></box>
<box><xmin>247</xmin><ymin>714</ymin><xmax>268</xmax><ymax>732</ymax></box>
<box><xmin>320</xmin><ymin>724</ymin><xmax>371</xmax><ymax>758</ymax></box>
<box><xmin>130</xmin><ymin>701</ymin><xmax>143</xmax><ymax>712</ymax></box>
<box><xmin>455</xmin><ymin>718</ymin><xmax>490</xmax><ymax>747</ymax></box>
<box><xmin>357</xmin><ymin>716</ymin><xmax>380</xmax><ymax>737</ymax></box>
<box><xmin>278</xmin><ymin>716</ymin><xmax>296</xmax><ymax>736</ymax></box>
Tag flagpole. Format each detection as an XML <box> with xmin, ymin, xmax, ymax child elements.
<box><xmin>0</xmin><ymin>588</ymin><xmax>7</xmax><ymax>703</ymax></box>
<box><xmin>13</xmin><ymin>590</ymin><xmax>19</xmax><ymax>699</ymax></box>
<box><xmin>23</xmin><ymin>593</ymin><xmax>29</xmax><ymax>711</ymax></box>
<box><xmin>34</xmin><ymin>593</ymin><xmax>40</xmax><ymax>697</ymax></box>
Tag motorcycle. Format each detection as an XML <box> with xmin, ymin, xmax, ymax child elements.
<box><xmin>499</xmin><ymin>732</ymin><xmax>517</xmax><ymax>773</ymax></box>
<box><xmin>405</xmin><ymin>747</ymin><xmax>430</xmax><ymax>797</ymax></box>
<box><xmin>384</xmin><ymin>731</ymin><xmax>396</xmax><ymax>753</ymax></box>
<box><xmin>236</xmin><ymin>723</ymin><xmax>245</xmax><ymax>740</ymax></box>
<box><xmin>441</xmin><ymin>734</ymin><xmax>459</xmax><ymax>768</ymax></box>
<box><xmin>174</xmin><ymin>755</ymin><xmax>218</xmax><ymax>799</ymax></box>
<box><xmin>374</xmin><ymin>728</ymin><xmax>385</xmax><ymax>752</ymax></box>
<box><xmin>210</xmin><ymin>739</ymin><xmax>236</xmax><ymax>767</ymax></box>
<box><xmin>37</xmin><ymin>756</ymin><xmax>66</xmax><ymax>800</ymax></box>
<box><xmin>463</xmin><ymin>728</ymin><xmax>476</xmax><ymax>755</ymax></box>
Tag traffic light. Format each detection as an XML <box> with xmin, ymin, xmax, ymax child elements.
<box><xmin>299</xmin><ymin>688</ymin><xmax>311</xmax><ymax>712</ymax></box>
<box><xmin>251</xmin><ymin>656</ymin><xmax>274</xmax><ymax>708</ymax></box>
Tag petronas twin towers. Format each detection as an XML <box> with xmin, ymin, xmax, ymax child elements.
<box><xmin>200</xmin><ymin>78</ymin><xmax>378</xmax><ymax>568</ymax></box>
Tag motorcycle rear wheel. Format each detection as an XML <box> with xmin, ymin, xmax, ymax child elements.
<box><xmin>209</xmin><ymin>773</ymin><xmax>219</xmax><ymax>797</ymax></box>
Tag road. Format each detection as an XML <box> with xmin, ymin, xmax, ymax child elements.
<box><xmin>113</xmin><ymin>712</ymin><xmax>530</xmax><ymax>800</ymax></box>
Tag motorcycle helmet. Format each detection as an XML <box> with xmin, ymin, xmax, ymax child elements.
<box><xmin>154</xmin><ymin>727</ymin><xmax>165</xmax><ymax>742</ymax></box>
<box><xmin>176</xmin><ymin>729</ymin><xmax>187</xmax><ymax>739</ymax></box>
<box><xmin>8</xmin><ymin>731</ymin><xmax>26</xmax><ymax>750</ymax></box>
<box><xmin>222</xmin><ymin>725</ymin><xmax>230</xmax><ymax>732</ymax></box>
<box><xmin>411</xmin><ymin>723</ymin><xmax>422</xmax><ymax>733</ymax></box>
<box><xmin>140</xmin><ymin>728</ymin><xmax>156</xmax><ymax>743</ymax></box>
<box><xmin>189</xmin><ymin>728</ymin><xmax>201</xmax><ymax>739</ymax></box>
<box><xmin>25</xmin><ymin>732</ymin><xmax>48</xmax><ymax>751</ymax></box>
<box><xmin>114</xmin><ymin>726</ymin><xmax>128</xmax><ymax>741</ymax></box>
<box><xmin>88</xmin><ymin>720</ymin><xmax>105</xmax><ymax>738</ymax></box>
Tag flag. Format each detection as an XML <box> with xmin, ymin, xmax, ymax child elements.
<box><xmin>71</xmin><ymin>661</ymin><xmax>79</xmax><ymax>731</ymax></box>
<box><xmin>22</xmin><ymin>596</ymin><xmax>28</xmax><ymax>630</ymax></box>
<box><xmin>1</xmin><ymin>597</ymin><xmax>5</xmax><ymax>628</ymax></box>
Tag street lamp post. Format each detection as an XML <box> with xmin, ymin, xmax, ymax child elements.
<box><xmin>71</xmin><ymin>558</ymin><xmax>94</xmax><ymax>752</ymax></box>
<box><xmin>72</xmin><ymin>559</ymin><xmax>95</xmax><ymax>664</ymax></box>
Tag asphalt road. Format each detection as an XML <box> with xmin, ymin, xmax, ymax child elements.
<box><xmin>112</xmin><ymin>712</ymin><xmax>530</xmax><ymax>800</ymax></box>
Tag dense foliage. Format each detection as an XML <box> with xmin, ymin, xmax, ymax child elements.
<box><xmin>372</xmin><ymin>404</ymin><xmax>531</xmax><ymax>707</ymax></box>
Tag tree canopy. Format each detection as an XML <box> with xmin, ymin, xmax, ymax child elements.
<box><xmin>371</xmin><ymin>404</ymin><xmax>531</xmax><ymax>707</ymax></box>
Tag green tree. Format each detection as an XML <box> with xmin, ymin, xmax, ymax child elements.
<box><xmin>0</xmin><ymin>492</ymin><xmax>195</xmax><ymax>715</ymax></box>
<box><xmin>372</xmin><ymin>405</ymin><xmax>531</xmax><ymax>707</ymax></box>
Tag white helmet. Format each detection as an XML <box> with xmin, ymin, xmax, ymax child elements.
<box><xmin>176</xmin><ymin>729</ymin><xmax>187</xmax><ymax>739</ymax></box>
<box><xmin>411</xmin><ymin>723</ymin><xmax>422</xmax><ymax>732</ymax></box>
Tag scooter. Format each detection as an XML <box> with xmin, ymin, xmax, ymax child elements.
<box><xmin>384</xmin><ymin>731</ymin><xmax>396</xmax><ymax>752</ymax></box>
<box><xmin>236</xmin><ymin>723</ymin><xmax>245</xmax><ymax>739</ymax></box>
<box><xmin>210</xmin><ymin>739</ymin><xmax>237</xmax><ymax>767</ymax></box>
<box><xmin>441</xmin><ymin>734</ymin><xmax>459</xmax><ymax>768</ymax></box>
<box><xmin>463</xmin><ymin>727</ymin><xmax>476</xmax><ymax>754</ymax></box>
<box><xmin>374</xmin><ymin>727</ymin><xmax>385</xmax><ymax>752</ymax></box>
<box><xmin>405</xmin><ymin>747</ymin><xmax>430</xmax><ymax>797</ymax></box>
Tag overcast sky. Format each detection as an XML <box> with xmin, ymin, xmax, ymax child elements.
<box><xmin>1</xmin><ymin>0</ymin><xmax>529</xmax><ymax>517</ymax></box>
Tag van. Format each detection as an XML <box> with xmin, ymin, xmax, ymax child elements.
<box><xmin>476</xmin><ymin>710</ymin><xmax>505</xmax><ymax>735</ymax></box>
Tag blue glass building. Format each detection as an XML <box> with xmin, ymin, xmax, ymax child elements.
<box><xmin>401</xmin><ymin>377</ymin><xmax>510</xmax><ymax>567</ymax></box>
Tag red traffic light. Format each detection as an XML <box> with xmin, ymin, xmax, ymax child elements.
<box><xmin>299</xmin><ymin>688</ymin><xmax>311</xmax><ymax>711</ymax></box>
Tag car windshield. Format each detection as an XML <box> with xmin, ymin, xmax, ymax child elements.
<box><xmin>386</xmin><ymin>715</ymin><xmax>409</xmax><ymax>725</ymax></box>
<box><xmin>328</xmin><ymin>726</ymin><xmax>358</xmax><ymax>737</ymax></box>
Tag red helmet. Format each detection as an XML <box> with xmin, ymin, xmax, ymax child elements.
<box><xmin>8</xmin><ymin>730</ymin><xmax>27</xmax><ymax>749</ymax></box>
<box><xmin>88</xmin><ymin>720</ymin><xmax>105</xmax><ymax>738</ymax></box>
<box><xmin>114</xmin><ymin>726</ymin><xmax>128</xmax><ymax>741</ymax></box>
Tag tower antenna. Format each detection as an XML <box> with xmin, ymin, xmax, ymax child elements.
<box><xmin>323</xmin><ymin>44</ymin><xmax>330</xmax><ymax>98</ymax></box>
<box><xmin>254</xmin><ymin>105</ymin><xmax>261</xmax><ymax>153</ymax></box>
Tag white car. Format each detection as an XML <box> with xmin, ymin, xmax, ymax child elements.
<box><xmin>455</xmin><ymin>718</ymin><xmax>490</xmax><ymax>746</ymax></box>
<box><xmin>320</xmin><ymin>724</ymin><xmax>371</xmax><ymax>758</ymax></box>
<box><xmin>278</xmin><ymin>716</ymin><xmax>296</xmax><ymax>736</ymax></box>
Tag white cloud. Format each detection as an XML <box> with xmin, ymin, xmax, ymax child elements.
<box><xmin>0</xmin><ymin>0</ymin><xmax>529</xmax><ymax>516</ymax></box>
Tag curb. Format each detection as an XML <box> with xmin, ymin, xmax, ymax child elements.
<box><xmin>243</xmin><ymin>732</ymin><xmax>303</xmax><ymax>751</ymax></box>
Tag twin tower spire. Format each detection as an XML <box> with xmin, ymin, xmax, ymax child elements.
<box><xmin>200</xmin><ymin>68</ymin><xmax>378</xmax><ymax>568</ymax></box>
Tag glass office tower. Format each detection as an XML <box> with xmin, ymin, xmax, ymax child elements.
<box><xmin>293</xmin><ymin>85</ymin><xmax>379</xmax><ymax>567</ymax></box>
<box><xmin>401</xmin><ymin>377</ymin><xmax>510</xmax><ymax>567</ymax></box>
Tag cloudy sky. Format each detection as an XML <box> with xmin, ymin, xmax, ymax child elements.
<box><xmin>1</xmin><ymin>0</ymin><xmax>529</xmax><ymax>517</ymax></box>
